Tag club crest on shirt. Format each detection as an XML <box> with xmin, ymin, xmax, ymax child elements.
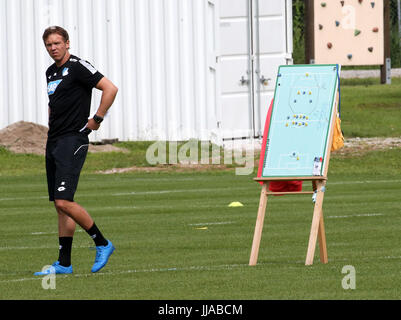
<box><xmin>62</xmin><ymin>67</ymin><xmax>69</xmax><ymax>76</ymax></box>
<box><xmin>47</xmin><ymin>79</ymin><xmax>63</xmax><ymax>95</ymax></box>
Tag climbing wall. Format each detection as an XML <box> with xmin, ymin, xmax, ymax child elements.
<box><xmin>313</xmin><ymin>0</ymin><xmax>384</xmax><ymax>65</ymax></box>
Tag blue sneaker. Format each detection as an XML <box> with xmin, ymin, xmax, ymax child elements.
<box><xmin>34</xmin><ymin>261</ymin><xmax>73</xmax><ymax>276</ymax></box>
<box><xmin>91</xmin><ymin>240</ymin><xmax>115</xmax><ymax>273</ymax></box>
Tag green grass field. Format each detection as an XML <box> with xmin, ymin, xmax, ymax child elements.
<box><xmin>1</xmin><ymin>77</ymin><xmax>401</xmax><ymax>301</ymax></box>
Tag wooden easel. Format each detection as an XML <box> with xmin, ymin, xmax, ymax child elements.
<box><xmin>249</xmin><ymin>176</ymin><xmax>328</xmax><ymax>266</ymax></box>
<box><xmin>249</xmin><ymin>92</ymin><xmax>339</xmax><ymax>266</ymax></box>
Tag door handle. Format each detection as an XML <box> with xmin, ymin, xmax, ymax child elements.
<box><xmin>239</xmin><ymin>76</ymin><xmax>249</xmax><ymax>86</ymax></box>
<box><xmin>260</xmin><ymin>76</ymin><xmax>271</xmax><ymax>86</ymax></box>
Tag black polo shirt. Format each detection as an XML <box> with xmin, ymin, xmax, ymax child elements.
<box><xmin>46</xmin><ymin>54</ymin><xmax>104</xmax><ymax>140</ymax></box>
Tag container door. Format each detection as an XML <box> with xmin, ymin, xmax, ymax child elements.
<box><xmin>253</xmin><ymin>0</ymin><xmax>293</xmax><ymax>138</ymax></box>
<box><xmin>218</xmin><ymin>0</ymin><xmax>254</xmax><ymax>139</ymax></box>
<box><xmin>218</xmin><ymin>0</ymin><xmax>292</xmax><ymax>140</ymax></box>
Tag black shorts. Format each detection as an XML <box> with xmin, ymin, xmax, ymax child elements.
<box><xmin>46</xmin><ymin>134</ymin><xmax>89</xmax><ymax>202</ymax></box>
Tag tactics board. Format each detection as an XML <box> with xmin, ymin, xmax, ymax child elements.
<box><xmin>261</xmin><ymin>64</ymin><xmax>340</xmax><ymax>177</ymax></box>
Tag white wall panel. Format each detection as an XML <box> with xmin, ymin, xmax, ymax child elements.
<box><xmin>0</xmin><ymin>0</ymin><xmax>217</xmax><ymax>142</ymax></box>
<box><xmin>0</xmin><ymin>0</ymin><xmax>9</xmax><ymax>129</ymax></box>
<box><xmin>0</xmin><ymin>0</ymin><xmax>291</xmax><ymax>143</ymax></box>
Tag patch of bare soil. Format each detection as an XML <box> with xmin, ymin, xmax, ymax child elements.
<box><xmin>1</xmin><ymin>121</ymin><xmax>400</xmax><ymax>172</ymax></box>
<box><xmin>0</xmin><ymin>121</ymin><xmax>129</xmax><ymax>155</ymax></box>
<box><xmin>0</xmin><ymin>121</ymin><xmax>48</xmax><ymax>155</ymax></box>
<box><xmin>334</xmin><ymin>137</ymin><xmax>401</xmax><ymax>157</ymax></box>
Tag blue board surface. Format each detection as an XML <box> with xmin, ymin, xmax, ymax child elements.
<box><xmin>262</xmin><ymin>64</ymin><xmax>339</xmax><ymax>177</ymax></box>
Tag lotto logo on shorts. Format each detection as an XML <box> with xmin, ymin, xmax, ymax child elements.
<box><xmin>57</xmin><ymin>181</ymin><xmax>66</xmax><ymax>192</ymax></box>
<box><xmin>47</xmin><ymin>80</ymin><xmax>63</xmax><ymax>95</ymax></box>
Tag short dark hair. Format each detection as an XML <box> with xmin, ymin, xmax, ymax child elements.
<box><xmin>42</xmin><ymin>26</ymin><xmax>69</xmax><ymax>43</ymax></box>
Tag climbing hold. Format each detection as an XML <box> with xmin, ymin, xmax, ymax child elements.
<box><xmin>335</xmin><ymin>21</ymin><xmax>340</xmax><ymax>27</ymax></box>
<box><xmin>372</xmin><ymin>27</ymin><xmax>379</xmax><ymax>32</ymax></box>
<box><xmin>358</xmin><ymin>0</ymin><xmax>363</xmax><ymax>3</ymax></box>
<box><xmin>321</xmin><ymin>2</ymin><xmax>327</xmax><ymax>7</ymax></box>
<box><xmin>354</xmin><ymin>29</ymin><xmax>361</xmax><ymax>36</ymax></box>
<box><xmin>347</xmin><ymin>54</ymin><xmax>352</xmax><ymax>60</ymax></box>
<box><xmin>368</xmin><ymin>47</ymin><xmax>373</xmax><ymax>52</ymax></box>
<box><xmin>319</xmin><ymin>24</ymin><xmax>323</xmax><ymax>30</ymax></box>
<box><xmin>327</xmin><ymin>42</ymin><xmax>333</xmax><ymax>49</ymax></box>
<box><xmin>340</xmin><ymin>1</ymin><xmax>345</xmax><ymax>6</ymax></box>
<box><xmin>371</xmin><ymin>2</ymin><xmax>375</xmax><ymax>8</ymax></box>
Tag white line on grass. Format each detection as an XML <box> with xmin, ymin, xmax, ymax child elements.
<box><xmin>0</xmin><ymin>244</ymin><xmax>90</xmax><ymax>251</ymax></box>
<box><xmin>188</xmin><ymin>221</ymin><xmax>234</xmax><ymax>226</ymax></box>
<box><xmin>30</xmin><ymin>230</ymin><xmax>84</xmax><ymax>236</ymax></box>
<box><xmin>327</xmin><ymin>213</ymin><xmax>383</xmax><ymax>219</ymax></box>
<box><xmin>0</xmin><ymin>263</ymin><xmax>250</xmax><ymax>284</ymax></box>
<box><xmin>4</xmin><ymin>253</ymin><xmax>401</xmax><ymax>284</ymax></box>
<box><xmin>329</xmin><ymin>179</ymin><xmax>401</xmax><ymax>185</ymax></box>
<box><xmin>112</xmin><ymin>186</ymin><xmax>250</xmax><ymax>196</ymax></box>
<box><xmin>2</xmin><ymin>179</ymin><xmax>401</xmax><ymax>202</ymax></box>
<box><xmin>0</xmin><ymin>195</ymin><xmax>48</xmax><ymax>201</ymax></box>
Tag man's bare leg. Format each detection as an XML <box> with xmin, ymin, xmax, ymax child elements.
<box><xmin>55</xmin><ymin>200</ymin><xmax>93</xmax><ymax>231</ymax></box>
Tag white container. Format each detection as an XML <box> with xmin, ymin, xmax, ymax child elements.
<box><xmin>0</xmin><ymin>0</ymin><xmax>292</xmax><ymax>143</ymax></box>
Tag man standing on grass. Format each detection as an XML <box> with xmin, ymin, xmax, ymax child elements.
<box><xmin>34</xmin><ymin>26</ymin><xmax>118</xmax><ymax>275</ymax></box>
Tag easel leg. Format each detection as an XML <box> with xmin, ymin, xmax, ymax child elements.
<box><xmin>249</xmin><ymin>183</ymin><xmax>268</xmax><ymax>266</ymax></box>
<box><xmin>305</xmin><ymin>180</ymin><xmax>327</xmax><ymax>265</ymax></box>
<box><xmin>318</xmin><ymin>211</ymin><xmax>328</xmax><ymax>263</ymax></box>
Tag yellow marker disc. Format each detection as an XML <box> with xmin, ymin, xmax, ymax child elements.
<box><xmin>196</xmin><ymin>227</ymin><xmax>208</xmax><ymax>230</ymax></box>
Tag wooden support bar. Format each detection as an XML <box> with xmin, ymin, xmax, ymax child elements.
<box><xmin>249</xmin><ymin>183</ymin><xmax>269</xmax><ymax>266</ymax></box>
<box><xmin>318</xmin><ymin>211</ymin><xmax>328</xmax><ymax>264</ymax></box>
<box><xmin>254</xmin><ymin>176</ymin><xmax>327</xmax><ymax>182</ymax></box>
<box><xmin>266</xmin><ymin>191</ymin><xmax>314</xmax><ymax>195</ymax></box>
<box><xmin>305</xmin><ymin>180</ymin><xmax>327</xmax><ymax>265</ymax></box>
